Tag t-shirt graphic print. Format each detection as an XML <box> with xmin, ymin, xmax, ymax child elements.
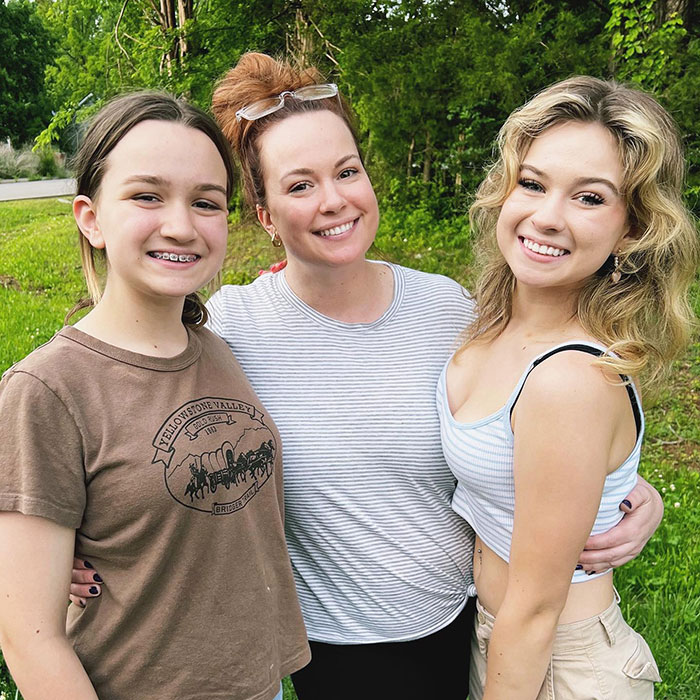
<box><xmin>154</xmin><ymin>396</ymin><xmax>277</xmax><ymax>515</ymax></box>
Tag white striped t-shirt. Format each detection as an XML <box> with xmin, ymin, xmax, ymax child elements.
<box><xmin>207</xmin><ymin>262</ymin><xmax>477</xmax><ymax>643</ymax></box>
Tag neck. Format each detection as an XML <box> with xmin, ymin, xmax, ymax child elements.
<box><xmin>73</xmin><ymin>285</ymin><xmax>190</xmax><ymax>357</ymax></box>
<box><xmin>508</xmin><ymin>284</ymin><xmax>583</xmax><ymax>340</ymax></box>
<box><xmin>283</xmin><ymin>258</ymin><xmax>394</xmax><ymax>323</ymax></box>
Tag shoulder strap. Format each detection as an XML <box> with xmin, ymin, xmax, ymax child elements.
<box><xmin>510</xmin><ymin>344</ymin><xmax>642</xmax><ymax>438</ymax></box>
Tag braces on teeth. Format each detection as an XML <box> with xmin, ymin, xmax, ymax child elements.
<box><xmin>152</xmin><ymin>252</ymin><xmax>198</xmax><ymax>262</ymax></box>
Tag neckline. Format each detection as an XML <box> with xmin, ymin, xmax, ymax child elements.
<box><xmin>275</xmin><ymin>261</ymin><xmax>404</xmax><ymax>332</ymax></box>
<box><xmin>441</xmin><ymin>339</ymin><xmax>615</xmax><ymax>429</ymax></box>
<box><xmin>59</xmin><ymin>325</ymin><xmax>202</xmax><ymax>371</ymax></box>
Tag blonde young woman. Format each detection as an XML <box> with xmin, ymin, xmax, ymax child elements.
<box><xmin>70</xmin><ymin>58</ymin><xmax>665</xmax><ymax>700</ymax></box>
<box><xmin>438</xmin><ymin>77</ymin><xmax>698</xmax><ymax>699</ymax></box>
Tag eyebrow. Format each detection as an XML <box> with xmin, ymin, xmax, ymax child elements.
<box><xmin>123</xmin><ymin>175</ymin><xmax>227</xmax><ymax>196</ymax></box>
<box><xmin>281</xmin><ymin>154</ymin><xmax>359</xmax><ymax>179</ymax></box>
<box><xmin>520</xmin><ymin>164</ymin><xmax>620</xmax><ymax>196</ymax></box>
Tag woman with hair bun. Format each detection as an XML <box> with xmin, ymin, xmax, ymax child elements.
<box><xmin>71</xmin><ymin>56</ymin><xmax>665</xmax><ymax>699</ymax></box>
<box><xmin>439</xmin><ymin>77</ymin><xmax>697</xmax><ymax>698</ymax></box>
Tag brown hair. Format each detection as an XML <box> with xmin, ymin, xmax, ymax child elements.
<box><xmin>69</xmin><ymin>90</ymin><xmax>236</xmax><ymax>326</ymax></box>
<box><xmin>465</xmin><ymin>76</ymin><xmax>699</xmax><ymax>394</ymax></box>
<box><xmin>211</xmin><ymin>52</ymin><xmax>360</xmax><ymax>210</ymax></box>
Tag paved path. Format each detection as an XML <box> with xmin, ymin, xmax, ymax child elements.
<box><xmin>0</xmin><ymin>178</ymin><xmax>76</xmax><ymax>202</ymax></box>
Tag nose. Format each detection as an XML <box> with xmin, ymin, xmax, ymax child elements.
<box><xmin>318</xmin><ymin>180</ymin><xmax>346</xmax><ymax>214</ymax></box>
<box><xmin>530</xmin><ymin>193</ymin><xmax>566</xmax><ymax>234</ymax></box>
<box><xmin>160</xmin><ymin>201</ymin><xmax>197</xmax><ymax>242</ymax></box>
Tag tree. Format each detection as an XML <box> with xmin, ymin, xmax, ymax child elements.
<box><xmin>34</xmin><ymin>0</ymin><xmax>292</xmax><ymax>150</ymax></box>
<box><xmin>0</xmin><ymin>0</ymin><xmax>55</xmax><ymax>145</ymax></box>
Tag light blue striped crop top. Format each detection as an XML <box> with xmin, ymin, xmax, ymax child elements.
<box><xmin>437</xmin><ymin>341</ymin><xmax>643</xmax><ymax>584</ymax></box>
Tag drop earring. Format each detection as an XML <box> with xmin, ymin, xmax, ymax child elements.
<box><xmin>269</xmin><ymin>230</ymin><xmax>283</xmax><ymax>248</ymax></box>
<box><xmin>611</xmin><ymin>250</ymin><xmax>622</xmax><ymax>284</ymax></box>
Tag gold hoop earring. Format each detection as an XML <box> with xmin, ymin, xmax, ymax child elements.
<box><xmin>611</xmin><ymin>249</ymin><xmax>622</xmax><ymax>284</ymax></box>
<box><xmin>270</xmin><ymin>231</ymin><xmax>283</xmax><ymax>248</ymax></box>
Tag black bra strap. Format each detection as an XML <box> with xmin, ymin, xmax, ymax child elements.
<box><xmin>509</xmin><ymin>344</ymin><xmax>642</xmax><ymax>437</ymax></box>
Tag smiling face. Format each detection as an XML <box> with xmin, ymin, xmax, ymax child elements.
<box><xmin>256</xmin><ymin>110</ymin><xmax>379</xmax><ymax>272</ymax></box>
<box><xmin>74</xmin><ymin>120</ymin><xmax>229</xmax><ymax>308</ymax></box>
<box><xmin>496</xmin><ymin>120</ymin><xmax>632</xmax><ymax>296</ymax></box>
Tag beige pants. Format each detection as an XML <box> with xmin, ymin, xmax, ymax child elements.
<box><xmin>469</xmin><ymin>594</ymin><xmax>661</xmax><ymax>699</ymax></box>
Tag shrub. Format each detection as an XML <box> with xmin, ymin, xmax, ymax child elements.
<box><xmin>0</xmin><ymin>143</ymin><xmax>66</xmax><ymax>180</ymax></box>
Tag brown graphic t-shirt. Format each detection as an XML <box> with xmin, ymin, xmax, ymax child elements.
<box><xmin>0</xmin><ymin>326</ymin><xmax>309</xmax><ymax>700</ymax></box>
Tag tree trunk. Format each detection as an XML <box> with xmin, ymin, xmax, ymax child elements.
<box><xmin>422</xmin><ymin>130</ymin><xmax>431</xmax><ymax>183</ymax></box>
<box><xmin>406</xmin><ymin>135</ymin><xmax>415</xmax><ymax>179</ymax></box>
<box><xmin>177</xmin><ymin>0</ymin><xmax>192</xmax><ymax>57</ymax></box>
<box><xmin>454</xmin><ymin>131</ymin><xmax>464</xmax><ymax>191</ymax></box>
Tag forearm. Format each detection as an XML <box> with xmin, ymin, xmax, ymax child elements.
<box><xmin>1</xmin><ymin>632</ymin><xmax>98</xmax><ymax>700</ymax></box>
<box><xmin>482</xmin><ymin>602</ymin><xmax>560</xmax><ymax>700</ymax></box>
<box><xmin>0</xmin><ymin>512</ymin><xmax>95</xmax><ymax>699</ymax></box>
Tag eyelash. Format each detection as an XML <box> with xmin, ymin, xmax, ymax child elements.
<box><xmin>132</xmin><ymin>194</ymin><xmax>222</xmax><ymax>211</ymax></box>
<box><xmin>578</xmin><ymin>192</ymin><xmax>605</xmax><ymax>206</ymax></box>
<box><xmin>288</xmin><ymin>167</ymin><xmax>360</xmax><ymax>194</ymax></box>
<box><xmin>517</xmin><ymin>180</ymin><xmax>605</xmax><ymax>206</ymax></box>
<box><xmin>518</xmin><ymin>179</ymin><xmax>543</xmax><ymax>193</ymax></box>
<box><xmin>194</xmin><ymin>200</ymin><xmax>221</xmax><ymax>210</ymax></box>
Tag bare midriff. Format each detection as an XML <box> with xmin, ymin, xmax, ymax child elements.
<box><xmin>474</xmin><ymin>535</ymin><xmax>615</xmax><ymax>624</ymax></box>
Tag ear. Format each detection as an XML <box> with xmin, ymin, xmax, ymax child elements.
<box><xmin>256</xmin><ymin>204</ymin><xmax>276</xmax><ymax>236</ymax></box>
<box><xmin>73</xmin><ymin>195</ymin><xmax>105</xmax><ymax>249</ymax></box>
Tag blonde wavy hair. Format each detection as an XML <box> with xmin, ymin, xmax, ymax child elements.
<box><xmin>465</xmin><ymin>76</ymin><xmax>698</xmax><ymax>393</ymax></box>
<box><xmin>211</xmin><ymin>52</ymin><xmax>360</xmax><ymax>211</ymax></box>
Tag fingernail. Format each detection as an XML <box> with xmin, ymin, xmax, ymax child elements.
<box><xmin>575</xmin><ymin>564</ymin><xmax>583</xmax><ymax>570</ymax></box>
<box><xmin>89</xmin><ymin>586</ymin><xmax>99</xmax><ymax>595</ymax></box>
<box><xmin>93</xmin><ymin>574</ymin><xmax>103</xmax><ymax>583</ymax></box>
<box><xmin>621</xmin><ymin>499</ymin><xmax>632</xmax><ymax>509</ymax></box>
<box><xmin>586</xmin><ymin>570</ymin><xmax>597</xmax><ymax>576</ymax></box>
<box><xmin>83</xmin><ymin>560</ymin><xmax>94</xmax><ymax>569</ymax></box>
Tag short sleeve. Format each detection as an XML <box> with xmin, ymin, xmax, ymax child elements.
<box><xmin>206</xmin><ymin>289</ymin><xmax>224</xmax><ymax>337</ymax></box>
<box><xmin>0</xmin><ymin>370</ymin><xmax>86</xmax><ymax>528</ymax></box>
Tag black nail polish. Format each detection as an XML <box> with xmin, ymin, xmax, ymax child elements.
<box><xmin>586</xmin><ymin>570</ymin><xmax>597</xmax><ymax>576</ymax></box>
<box><xmin>83</xmin><ymin>560</ymin><xmax>94</xmax><ymax>569</ymax></box>
<box><xmin>621</xmin><ymin>499</ymin><xmax>632</xmax><ymax>509</ymax></box>
<box><xmin>93</xmin><ymin>573</ymin><xmax>103</xmax><ymax>583</ymax></box>
<box><xmin>89</xmin><ymin>586</ymin><xmax>99</xmax><ymax>595</ymax></box>
<box><xmin>79</xmin><ymin>600</ymin><xmax>86</xmax><ymax>608</ymax></box>
<box><xmin>575</xmin><ymin>564</ymin><xmax>583</xmax><ymax>570</ymax></box>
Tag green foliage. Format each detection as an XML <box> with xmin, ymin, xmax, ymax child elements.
<box><xmin>606</xmin><ymin>0</ymin><xmax>686</xmax><ymax>91</ymax></box>
<box><xmin>0</xmin><ymin>0</ymin><xmax>55</xmax><ymax>146</ymax></box>
<box><xmin>0</xmin><ymin>144</ymin><xmax>67</xmax><ymax>180</ymax></box>
<box><xmin>34</xmin><ymin>0</ymin><xmax>290</xmax><ymax>124</ymax></box>
<box><xmin>604</xmin><ymin>0</ymin><xmax>699</xmax><ymax>215</ymax></box>
<box><xmin>374</xmin><ymin>202</ymin><xmax>473</xmax><ymax>281</ymax></box>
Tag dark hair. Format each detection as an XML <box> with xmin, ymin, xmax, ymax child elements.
<box><xmin>70</xmin><ymin>90</ymin><xmax>236</xmax><ymax>327</ymax></box>
<box><xmin>211</xmin><ymin>52</ymin><xmax>361</xmax><ymax>210</ymax></box>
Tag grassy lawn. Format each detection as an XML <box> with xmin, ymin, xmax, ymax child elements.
<box><xmin>1</xmin><ymin>198</ymin><xmax>698</xmax><ymax>699</ymax></box>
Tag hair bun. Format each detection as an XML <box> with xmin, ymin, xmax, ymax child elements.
<box><xmin>212</xmin><ymin>52</ymin><xmax>324</xmax><ymax>157</ymax></box>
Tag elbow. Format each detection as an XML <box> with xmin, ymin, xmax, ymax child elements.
<box><xmin>501</xmin><ymin>587</ymin><xmax>568</xmax><ymax>631</ymax></box>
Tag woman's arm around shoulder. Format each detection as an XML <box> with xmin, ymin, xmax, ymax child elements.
<box><xmin>0</xmin><ymin>512</ymin><xmax>98</xmax><ymax>699</ymax></box>
<box><xmin>483</xmin><ymin>351</ymin><xmax>628</xmax><ymax>700</ymax></box>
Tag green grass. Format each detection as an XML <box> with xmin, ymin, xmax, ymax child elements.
<box><xmin>1</xmin><ymin>199</ymin><xmax>698</xmax><ymax>700</ymax></box>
